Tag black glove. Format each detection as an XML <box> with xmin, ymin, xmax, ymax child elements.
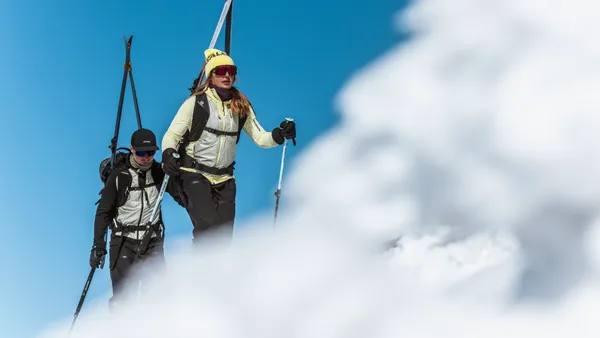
<box><xmin>89</xmin><ymin>243</ymin><xmax>107</xmax><ymax>269</ymax></box>
<box><xmin>162</xmin><ymin>148</ymin><xmax>181</xmax><ymax>177</ymax></box>
<box><xmin>272</xmin><ymin>120</ymin><xmax>296</xmax><ymax>145</ymax></box>
<box><xmin>279</xmin><ymin>120</ymin><xmax>296</xmax><ymax>140</ymax></box>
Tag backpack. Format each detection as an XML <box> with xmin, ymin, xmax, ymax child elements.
<box><xmin>165</xmin><ymin>92</ymin><xmax>249</xmax><ymax>208</ymax></box>
<box><xmin>99</xmin><ymin>148</ymin><xmax>131</xmax><ymax>186</ymax></box>
<box><xmin>96</xmin><ymin>149</ymin><xmax>163</xmax><ymax>208</ymax></box>
<box><xmin>182</xmin><ymin>92</ymin><xmax>249</xmax><ymax>147</ymax></box>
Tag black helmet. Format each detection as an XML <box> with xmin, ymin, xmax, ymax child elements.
<box><xmin>99</xmin><ymin>157</ymin><xmax>112</xmax><ymax>184</ymax></box>
<box><xmin>98</xmin><ymin>149</ymin><xmax>131</xmax><ymax>185</ymax></box>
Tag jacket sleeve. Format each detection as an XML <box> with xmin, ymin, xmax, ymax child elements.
<box><xmin>153</xmin><ymin>161</ymin><xmax>166</xmax><ymax>184</ymax></box>
<box><xmin>152</xmin><ymin>162</ymin><xmax>167</xmax><ymax>192</ymax></box>
<box><xmin>93</xmin><ymin>171</ymin><xmax>119</xmax><ymax>246</ymax></box>
<box><xmin>162</xmin><ymin>96</ymin><xmax>195</xmax><ymax>151</ymax></box>
<box><xmin>150</xmin><ymin>162</ymin><xmax>171</xmax><ymax>220</ymax></box>
<box><xmin>243</xmin><ymin>105</ymin><xmax>280</xmax><ymax>148</ymax></box>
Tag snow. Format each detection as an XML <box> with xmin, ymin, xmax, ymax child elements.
<box><xmin>39</xmin><ymin>0</ymin><xmax>600</xmax><ymax>337</ymax></box>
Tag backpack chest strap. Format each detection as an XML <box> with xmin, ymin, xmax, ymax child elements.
<box><xmin>204</xmin><ymin>126</ymin><xmax>239</xmax><ymax>137</ymax></box>
<box><xmin>129</xmin><ymin>182</ymin><xmax>157</xmax><ymax>191</ymax></box>
<box><xmin>187</xmin><ymin>93</ymin><xmax>246</xmax><ymax>143</ymax></box>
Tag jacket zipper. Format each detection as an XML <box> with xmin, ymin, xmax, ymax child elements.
<box><xmin>136</xmin><ymin>172</ymin><xmax>145</xmax><ymax>240</ymax></box>
<box><xmin>215</xmin><ymin>101</ymin><xmax>226</xmax><ymax>167</ymax></box>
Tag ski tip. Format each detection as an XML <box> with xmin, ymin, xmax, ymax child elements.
<box><xmin>122</xmin><ymin>35</ymin><xmax>134</xmax><ymax>45</ymax></box>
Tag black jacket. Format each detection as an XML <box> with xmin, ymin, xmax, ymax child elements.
<box><xmin>93</xmin><ymin>157</ymin><xmax>166</xmax><ymax>246</ymax></box>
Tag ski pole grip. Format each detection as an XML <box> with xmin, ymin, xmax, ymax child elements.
<box><xmin>285</xmin><ymin>117</ymin><xmax>297</xmax><ymax>146</ymax></box>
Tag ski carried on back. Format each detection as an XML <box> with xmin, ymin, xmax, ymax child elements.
<box><xmin>71</xmin><ymin>35</ymin><xmax>145</xmax><ymax>336</ymax></box>
<box><xmin>189</xmin><ymin>0</ymin><xmax>234</xmax><ymax>94</ymax></box>
<box><xmin>98</xmin><ymin>35</ymin><xmax>144</xmax><ymax>195</ymax></box>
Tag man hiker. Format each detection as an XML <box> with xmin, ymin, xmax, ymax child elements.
<box><xmin>89</xmin><ymin>128</ymin><xmax>168</xmax><ymax>311</ymax></box>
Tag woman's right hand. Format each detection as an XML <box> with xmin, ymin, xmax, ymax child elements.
<box><xmin>162</xmin><ymin>148</ymin><xmax>181</xmax><ymax>177</ymax></box>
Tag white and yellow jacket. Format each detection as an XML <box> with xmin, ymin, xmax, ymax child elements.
<box><xmin>162</xmin><ymin>87</ymin><xmax>279</xmax><ymax>184</ymax></box>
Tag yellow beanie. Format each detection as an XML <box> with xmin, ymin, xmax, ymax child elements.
<box><xmin>204</xmin><ymin>48</ymin><xmax>235</xmax><ymax>77</ymax></box>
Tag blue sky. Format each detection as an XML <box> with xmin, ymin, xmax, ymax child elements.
<box><xmin>0</xmin><ymin>0</ymin><xmax>402</xmax><ymax>336</ymax></box>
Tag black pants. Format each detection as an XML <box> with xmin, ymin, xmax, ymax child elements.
<box><xmin>108</xmin><ymin>234</ymin><xmax>165</xmax><ymax>311</ymax></box>
<box><xmin>181</xmin><ymin>171</ymin><xmax>237</xmax><ymax>244</ymax></box>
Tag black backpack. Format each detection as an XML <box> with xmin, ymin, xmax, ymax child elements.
<box><xmin>96</xmin><ymin>149</ymin><xmax>164</xmax><ymax>207</ymax></box>
<box><xmin>165</xmin><ymin>92</ymin><xmax>249</xmax><ymax>208</ymax></box>
<box><xmin>98</xmin><ymin>148</ymin><xmax>130</xmax><ymax>186</ymax></box>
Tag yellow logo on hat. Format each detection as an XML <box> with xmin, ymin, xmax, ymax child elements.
<box><xmin>206</xmin><ymin>50</ymin><xmax>226</xmax><ymax>62</ymax></box>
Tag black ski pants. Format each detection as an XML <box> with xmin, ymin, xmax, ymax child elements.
<box><xmin>108</xmin><ymin>234</ymin><xmax>165</xmax><ymax>311</ymax></box>
<box><xmin>180</xmin><ymin>171</ymin><xmax>237</xmax><ymax>244</ymax></box>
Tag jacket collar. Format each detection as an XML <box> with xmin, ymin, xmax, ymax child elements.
<box><xmin>206</xmin><ymin>86</ymin><xmax>232</xmax><ymax>104</ymax></box>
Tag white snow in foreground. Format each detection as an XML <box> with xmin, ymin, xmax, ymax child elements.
<box><xmin>40</xmin><ymin>0</ymin><xmax>600</xmax><ymax>337</ymax></box>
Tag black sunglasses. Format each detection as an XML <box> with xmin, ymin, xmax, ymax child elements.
<box><xmin>134</xmin><ymin>150</ymin><xmax>156</xmax><ymax>157</ymax></box>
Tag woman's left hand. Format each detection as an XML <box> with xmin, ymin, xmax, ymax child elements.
<box><xmin>279</xmin><ymin>120</ymin><xmax>296</xmax><ymax>140</ymax></box>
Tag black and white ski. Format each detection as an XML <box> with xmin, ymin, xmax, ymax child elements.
<box><xmin>189</xmin><ymin>0</ymin><xmax>234</xmax><ymax>93</ymax></box>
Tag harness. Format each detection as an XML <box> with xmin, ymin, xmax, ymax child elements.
<box><xmin>110</xmin><ymin>164</ymin><xmax>164</xmax><ymax>266</ymax></box>
<box><xmin>111</xmin><ymin>220</ymin><xmax>163</xmax><ymax>239</ymax></box>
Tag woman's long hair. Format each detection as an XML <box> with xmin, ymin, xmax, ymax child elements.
<box><xmin>193</xmin><ymin>73</ymin><xmax>250</xmax><ymax>117</ymax></box>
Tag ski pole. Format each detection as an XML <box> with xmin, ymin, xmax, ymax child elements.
<box><xmin>133</xmin><ymin>154</ymin><xmax>179</xmax><ymax>263</ymax></box>
<box><xmin>274</xmin><ymin>118</ymin><xmax>296</xmax><ymax>224</ymax></box>
<box><xmin>148</xmin><ymin>153</ymin><xmax>179</xmax><ymax>223</ymax></box>
<box><xmin>148</xmin><ymin>173</ymin><xmax>171</xmax><ymax>225</ymax></box>
<box><xmin>69</xmin><ymin>255</ymin><xmax>105</xmax><ymax>335</ymax></box>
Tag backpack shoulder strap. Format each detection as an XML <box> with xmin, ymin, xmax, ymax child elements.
<box><xmin>178</xmin><ymin>93</ymin><xmax>210</xmax><ymax>152</ymax></box>
<box><xmin>149</xmin><ymin>161</ymin><xmax>165</xmax><ymax>188</ymax></box>
<box><xmin>178</xmin><ymin>93</ymin><xmax>209</xmax><ymax>166</ymax></box>
<box><xmin>114</xmin><ymin>165</ymin><xmax>133</xmax><ymax>208</ymax></box>
<box><xmin>115</xmin><ymin>168</ymin><xmax>131</xmax><ymax>207</ymax></box>
<box><xmin>190</xmin><ymin>93</ymin><xmax>211</xmax><ymax>141</ymax></box>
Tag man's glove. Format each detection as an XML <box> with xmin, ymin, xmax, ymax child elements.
<box><xmin>89</xmin><ymin>243</ymin><xmax>107</xmax><ymax>269</ymax></box>
<box><xmin>162</xmin><ymin>148</ymin><xmax>181</xmax><ymax>177</ymax></box>
<box><xmin>272</xmin><ymin>120</ymin><xmax>296</xmax><ymax>144</ymax></box>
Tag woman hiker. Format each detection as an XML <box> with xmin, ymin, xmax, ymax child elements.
<box><xmin>161</xmin><ymin>48</ymin><xmax>296</xmax><ymax>245</ymax></box>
